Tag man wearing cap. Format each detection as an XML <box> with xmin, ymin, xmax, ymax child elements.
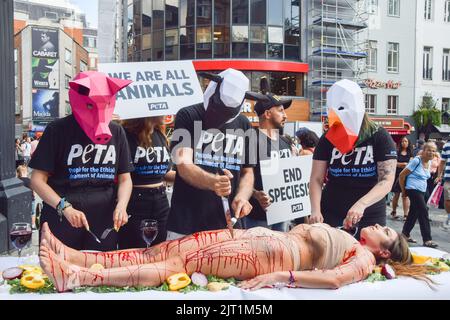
<box><xmin>244</xmin><ymin>89</ymin><xmax>294</xmax><ymax>232</ymax></box>
<box><xmin>167</xmin><ymin>69</ymin><xmax>258</xmax><ymax>238</ymax></box>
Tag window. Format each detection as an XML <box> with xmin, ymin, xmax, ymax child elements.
<box><xmin>388</xmin><ymin>0</ymin><xmax>400</xmax><ymax>16</ymax></box>
<box><xmin>367</xmin><ymin>40</ymin><xmax>377</xmax><ymax>71</ymax></box>
<box><xmin>387</xmin><ymin>95</ymin><xmax>398</xmax><ymax>114</ymax></box>
<box><xmin>153</xmin><ymin>0</ymin><xmax>164</xmax><ymax>30</ymax></box>
<box><xmin>443</xmin><ymin>49</ymin><xmax>450</xmax><ymax>81</ymax></box>
<box><xmin>442</xmin><ymin>98</ymin><xmax>450</xmax><ymax>111</ymax></box>
<box><xmin>250</xmin><ymin>26</ymin><xmax>265</xmax><ymax>43</ymax></box>
<box><xmin>197</xmin><ymin>0</ymin><xmax>212</xmax><ymax>25</ymax></box>
<box><xmin>232</xmin><ymin>43</ymin><xmax>248</xmax><ymax>58</ymax></box>
<box><xmin>423</xmin><ymin>46</ymin><xmax>433</xmax><ymax>80</ymax></box>
<box><xmin>180</xmin><ymin>0</ymin><xmax>195</xmax><ymax>26</ymax></box>
<box><xmin>250</xmin><ymin>43</ymin><xmax>266</xmax><ymax>58</ymax></box>
<box><xmin>445</xmin><ymin>0</ymin><xmax>450</xmax><ymax>22</ymax></box>
<box><xmin>133</xmin><ymin>0</ymin><xmax>142</xmax><ymax>35</ymax></box>
<box><xmin>268</xmin><ymin>0</ymin><xmax>283</xmax><ymax>25</ymax></box>
<box><xmin>45</xmin><ymin>11</ymin><xmax>58</xmax><ymax>20</ymax></box>
<box><xmin>365</xmin><ymin>94</ymin><xmax>377</xmax><ymax>114</ymax></box>
<box><xmin>251</xmin><ymin>0</ymin><xmax>266</xmax><ymax>25</ymax></box>
<box><xmin>387</xmin><ymin>42</ymin><xmax>399</xmax><ymax>72</ymax></box>
<box><xmin>214</xmin><ymin>0</ymin><xmax>230</xmax><ymax>25</ymax></box>
<box><xmin>197</xmin><ymin>27</ymin><xmax>211</xmax><ymax>43</ymax></box>
<box><xmin>80</xmin><ymin>61</ymin><xmax>88</xmax><ymax>72</ymax></box>
<box><xmin>90</xmin><ymin>58</ymin><xmax>96</xmax><ymax>68</ymax></box>
<box><xmin>284</xmin><ymin>0</ymin><xmax>300</xmax><ymax>46</ymax></box>
<box><xmin>268</xmin><ymin>44</ymin><xmax>283</xmax><ymax>59</ymax></box>
<box><xmin>65</xmin><ymin>75</ymin><xmax>71</xmax><ymax>89</ymax></box>
<box><xmin>268</xmin><ymin>27</ymin><xmax>283</xmax><ymax>44</ymax></box>
<box><xmin>270</xmin><ymin>72</ymin><xmax>302</xmax><ymax>96</ymax></box>
<box><xmin>367</xmin><ymin>0</ymin><xmax>378</xmax><ymax>14</ymax></box>
<box><xmin>142</xmin><ymin>0</ymin><xmax>152</xmax><ymax>33</ymax></box>
<box><xmin>65</xmin><ymin>49</ymin><xmax>72</xmax><ymax>64</ymax></box>
<box><xmin>166</xmin><ymin>0</ymin><xmax>179</xmax><ymax>28</ymax></box>
<box><xmin>232</xmin><ymin>0</ymin><xmax>248</xmax><ymax>24</ymax></box>
<box><xmin>424</xmin><ymin>0</ymin><xmax>433</xmax><ymax>20</ymax></box>
<box><xmin>232</xmin><ymin>26</ymin><xmax>248</xmax><ymax>42</ymax></box>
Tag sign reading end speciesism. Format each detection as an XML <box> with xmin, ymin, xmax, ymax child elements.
<box><xmin>261</xmin><ymin>156</ymin><xmax>312</xmax><ymax>225</ymax></box>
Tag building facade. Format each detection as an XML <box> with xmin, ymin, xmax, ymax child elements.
<box><xmin>13</xmin><ymin>0</ymin><xmax>91</xmax><ymax>136</ymax></box>
<box><xmin>415</xmin><ymin>0</ymin><xmax>450</xmax><ymax>115</ymax></box>
<box><xmin>98</xmin><ymin>0</ymin><xmax>127</xmax><ymax>63</ymax></box>
<box><xmin>121</xmin><ymin>0</ymin><xmax>310</xmax><ymax>126</ymax></box>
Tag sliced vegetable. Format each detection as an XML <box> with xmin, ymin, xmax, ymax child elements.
<box><xmin>381</xmin><ymin>264</ymin><xmax>396</xmax><ymax>279</ymax></box>
<box><xmin>411</xmin><ymin>253</ymin><xmax>432</xmax><ymax>265</ymax></box>
<box><xmin>166</xmin><ymin>273</ymin><xmax>191</xmax><ymax>291</ymax></box>
<box><xmin>2</xmin><ymin>267</ymin><xmax>23</xmax><ymax>280</ymax></box>
<box><xmin>207</xmin><ymin>282</ymin><xmax>229</xmax><ymax>292</ymax></box>
<box><xmin>20</xmin><ymin>273</ymin><xmax>45</xmax><ymax>290</ymax></box>
<box><xmin>191</xmin><ymin>272</ymin><xmax>208</xmax><ymax>287</ymax></box>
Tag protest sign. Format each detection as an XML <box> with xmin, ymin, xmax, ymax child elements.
<box><xmin>260</xmin><ymin>155</ymin><xmax>312</xmax><ymax>225</ymax></box>
<box><xmin>98</xmin><ymin>61</ymin><xmax>203</xmax><ymax>119</ymax></box>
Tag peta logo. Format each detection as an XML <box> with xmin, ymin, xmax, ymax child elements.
<box><xmin>148</xmin><ymin>102</ymin><xmax>168</xmax><ymax>111</ymax></box>
<box><xmin>330</xmin><ymin>145</ymin><xmax>374</xmax><ymax>166</ymax></box>
<box><xmin>134</xmin><ymin>146</ymin><xmax>170</xmax><ymax>164</ymax></box>
<box><xmin>67</xmin><ymin>144</ymin><xmax>116</xmax><ymax>165</ymax></box>
<box><xmin>196</xmin><ymin>131</ymin><xmax>244</xmax><ymax>157</ymax></box>
<box><xmin>291</xmin><ymin>203</ymin><xmax>304</xmax><ymax>213</ymax></box>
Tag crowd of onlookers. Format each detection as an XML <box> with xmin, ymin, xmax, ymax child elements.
<box><xmin>387</xmin><ymin>137</ymin><xmax>450</xmax><ymax>248</ymax></box>
<box><xmin>14</xmin><ymin>134</ymin><xmax>40</xmax><ymax>230</ymax></box>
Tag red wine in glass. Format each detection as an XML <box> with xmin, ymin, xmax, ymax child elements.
<box><xmin>140</xmin><ymin>219</ymin><xmax>158</xmax><ymax>248</ymax></box>
<box><xmin>10</xmin><ymin>223</ymin><xmax>32</xmax><ymax>263</ymax></box>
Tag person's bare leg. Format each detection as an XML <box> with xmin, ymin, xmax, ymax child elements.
<box><xmin>391</xmin><ymin>192</ymin><xmax>399</xmax><ymax>216</ymax></box>
<box><xmin>402</xmin><ymin>196</ymin><xmax>410</xmax><ymax>218</ymax></box>
<box><xmin>41</xmin><ymin>222</ymin><xmax>250</xmax><ymax>268</ymax></box>
<box><xmin>40</xmin><ymin>234</ymin><xmax>295</xmax><ymax>292</ymax></box>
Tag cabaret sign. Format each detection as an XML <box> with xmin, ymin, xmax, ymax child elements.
<box><xmin>364</xmin><ymin>79</ymin><xmax>401</xmax><ymax>89</ymax></box>
<box><xmin>98</xmin><ymin>61</ymin><xmax>203</xmax><ymax>119</ymax></box>
<box><xmin>261</xmin><ymin>155</ymin><xmax>312</xmax><ymax>225</ymax></box>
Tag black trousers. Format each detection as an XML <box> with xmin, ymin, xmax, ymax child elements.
<box><xmin>321</xmin><ymin>185</ymin><xmax>386</xmax><ymax>240</ymax></box>
<box><xmin>118</xmin><ymin>186</ymin><xmax>170</xmax><ymax>249</ymax></box>
<box><xmin>403</xmin><ymin>189</ymin><xmax>432</xmax><ymax>243</ymax></box>
<box><xmin>40</xmin><ymin>187</ymin><xmax>118</xmax><ymax>251</ymax></box>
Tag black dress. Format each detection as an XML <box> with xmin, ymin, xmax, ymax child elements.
<box><xmin>392</xmin><ymin>151</ymin><xmax>411</xmax><ymax>193</ymax></box>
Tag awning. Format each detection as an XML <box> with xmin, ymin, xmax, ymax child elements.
<box><xmin>433</xmin><ymin>124</ymin><xmax>450</xmax><ymax>134</ymax></box>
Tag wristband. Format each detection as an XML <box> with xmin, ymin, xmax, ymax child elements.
<box><xmin>288</xmin><ymin>270</ymin><xmax>296</xmax><ymax>286</ymax></box>
<box><xmin>56</xmin><ymin>197</ymin><xmax>72</xmax><ymax>222</ymax></box>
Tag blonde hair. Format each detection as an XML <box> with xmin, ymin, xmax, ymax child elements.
<box><xmin>423</xmin><ymin>141</ymin><xmax>437</xmax><ymax>152</ymax></box>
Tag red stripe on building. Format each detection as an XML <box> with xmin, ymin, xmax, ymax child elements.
<box><xmin>192</xmin><ymin>60</ymin><xmax>309</xmax><ymax>73</ymax></box>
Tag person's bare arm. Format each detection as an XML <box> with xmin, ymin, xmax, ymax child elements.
<box><xmin>231</xmin><ymin>167</ymin><xmax>254</xmax><ymax>219</ymax></box>
<box><xmin>113</xmin><ymin>173</ymin><xmax>133</xmax><ymax>229</ymax></box>
<box><xmin>239</xmin><ymin>245</ymin><xmax>375</xmax><ymax>290</ymax></box>
<box><xmin>398</xmin><ymin>167</ymin><xmax>412</xmax><ymax>198</ymax></box>
<box><xmin>163</xmin><ymin>170</ymin><xmax>176</xmax><ymax>183</ymax></box>
<box><xmin>436</xmin><ymin>159</ymin><xmax>446</xmax><ymax>183</ymax></box>
<box><xmin>344</xmin><ymin>159</ymin><xmax>396</xmax><ymax>228</ymax></box>
<box><xmin>309</xmin><ymin>160</ymin><xmax>328</xmax><ymax>223</ymax></box>
<box><xmin>174</xmin><ymin>147</ymin><xmax>232</xmax><ymax>196</ymax></box>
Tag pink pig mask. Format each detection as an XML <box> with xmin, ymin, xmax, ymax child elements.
<box><xmin>69</xmin><ymin>71</ymin><xmax>132</xmax><ymax>144</ymax></box>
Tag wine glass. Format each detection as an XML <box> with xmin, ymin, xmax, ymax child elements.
<box><xmin>10</xmin><ymin>223</ymin><xmax>32</xmax><ymax>264</ymax></box>
<box><xmin>140</xmin><ymin>219</ymin><xmax>158</xmax><ymax>248</ymax></box>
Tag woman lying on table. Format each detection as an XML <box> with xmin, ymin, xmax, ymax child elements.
<box><xmin>39</xmin><ymin>221</ymin><xmax>432</xmax><ymax>292</ymax></box>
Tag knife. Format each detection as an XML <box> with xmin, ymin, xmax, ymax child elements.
<box><xmin>222</xmin><ymin>195</ymin><xmax>237</xmax><ymax>239</ymax></box>
<box><xmin>217</xmin><ymin>168</ymin><xmax>237</xmax><ymax>238</ymax></box>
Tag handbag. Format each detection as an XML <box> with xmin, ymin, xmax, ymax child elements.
<box><xmin>427</xmin><ymin>184</ymin><xmax>443</xmax><ymax>208</ymax></box>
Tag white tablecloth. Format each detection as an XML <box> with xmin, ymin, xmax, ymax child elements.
<box><xmin>1</xmin><ymin>247</ymin><xmax>449</xmax><ymax>300</ymax></box>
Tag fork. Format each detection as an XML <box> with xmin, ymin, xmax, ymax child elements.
<box><xmin>100</xmin><ymin>215</ymin><xmax>132</xmax><ymax>240</ymax></box>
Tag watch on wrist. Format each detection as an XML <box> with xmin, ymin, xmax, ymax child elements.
<box><xmin>56</xmin><ymin>197</ymin><xmax>72</xmax><ymax>222</ymax></box>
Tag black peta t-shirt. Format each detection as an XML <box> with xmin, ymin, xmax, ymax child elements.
<box><xmin>29</xmin><ymin>115</ymin><xmax>134</xmax><ymax>193</ymax></box>
<box><xmin>249</xmin><ymin>132</ymin><xmax>293</xmax><ymax>220</ymax></box>
<box><xmin>168</xmin><ymin>103</ymin><xmax>256</xmax><ymax>234</ymax></box>
<box><xmin>125</xmin><ymin>129</ymin><xmax>171</xmax><ymax>185</ymax></box>
<box><xmin>313</xmin><ymin>126</ymin><xmax>397</xmax><ymax>191</ymax></box>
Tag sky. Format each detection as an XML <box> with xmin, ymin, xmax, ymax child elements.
<box><xmin>70</xmin><ymin>0</ymin><xmax>98</xmax><ymax>28</ymax></box>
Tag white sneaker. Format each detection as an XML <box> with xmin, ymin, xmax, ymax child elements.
<box><xmin>443</xmin><ymin>219</ymin><xmax>450</xmax><ymax>230</ymax></box>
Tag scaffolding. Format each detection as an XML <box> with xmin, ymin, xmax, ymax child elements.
<box><xmin>308</xmin><ymin>0</ymin><xmax>369</xmax><ymax>120</ymax></box>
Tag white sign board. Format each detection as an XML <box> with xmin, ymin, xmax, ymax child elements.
<box><xmin>260</xmin><ymin>155</ymin><xmax>312</xmax><ymax>225</ymax></box>
<box><xmin>98</xmin><ymin>61</ymin><xmax>203</xmax><ymax>119</ymax></box>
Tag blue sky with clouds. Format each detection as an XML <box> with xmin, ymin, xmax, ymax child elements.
<box><xmin>71</xmin><ymin>0</ymin><xmax>98</xmax><ymax>28</ymax></box>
